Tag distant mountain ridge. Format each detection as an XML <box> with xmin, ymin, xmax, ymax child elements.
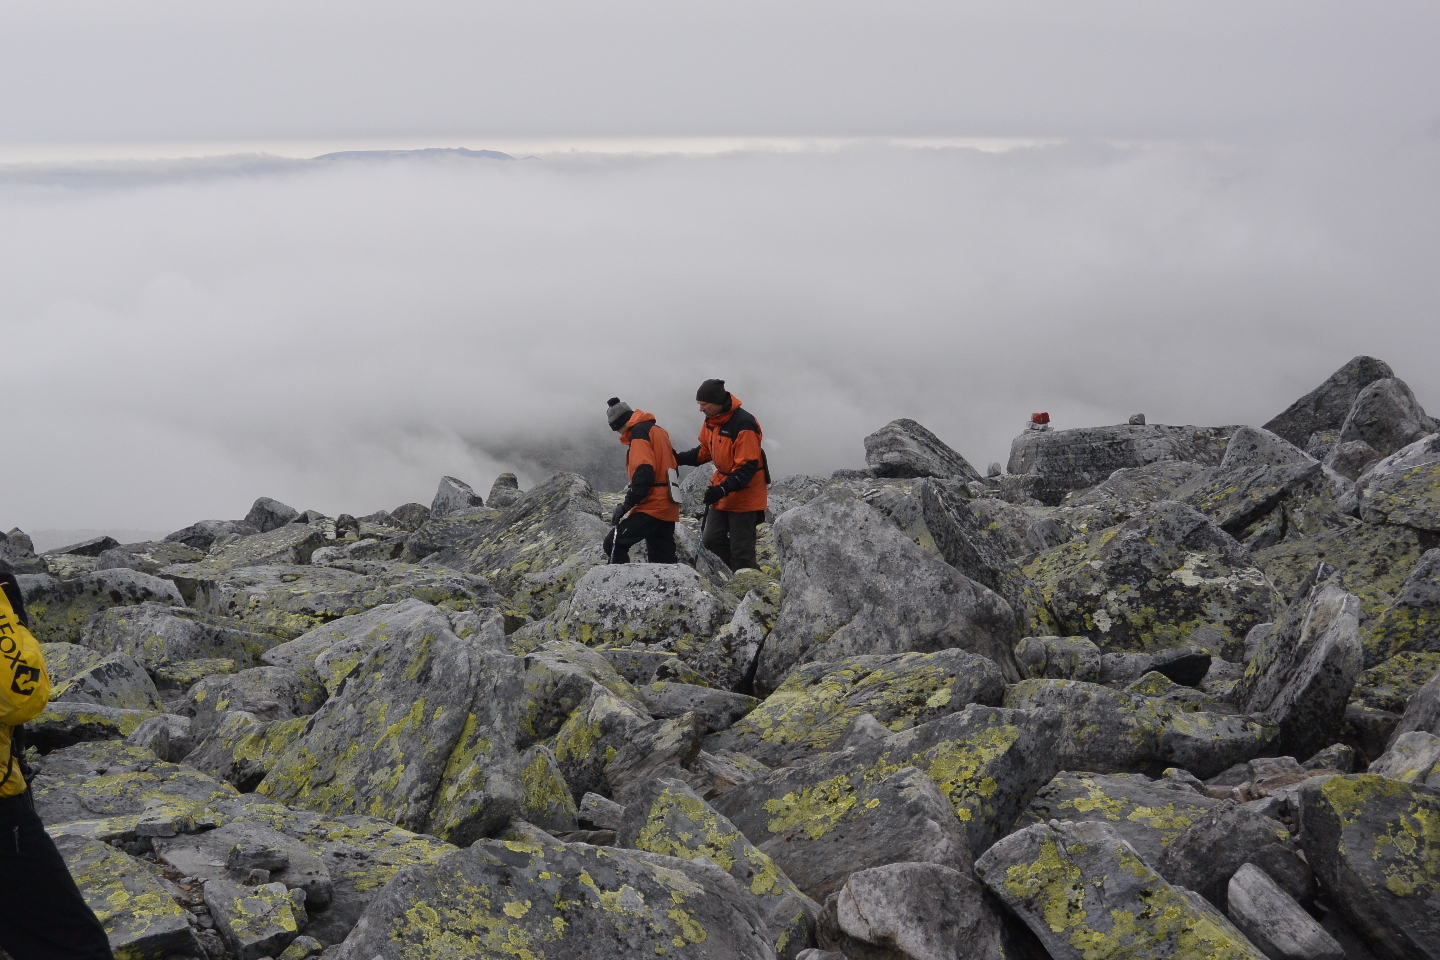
<box><xmin>311</xmin><ymin>147</ymin><xmax>514</xmax><ymax>162</ymax></box>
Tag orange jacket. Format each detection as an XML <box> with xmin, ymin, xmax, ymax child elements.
<box><xmin>677</xmin><ymin>394</ymin><xmax>768</xmax><ymax>512</ymax></box>
<box><xmin>619</xmin><ymin>411</ymin><xmax>681</xmax><ymax>523</ymax></box>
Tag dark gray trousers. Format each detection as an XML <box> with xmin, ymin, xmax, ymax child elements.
<box><xmin>702</xmin><ymin>508</ymin><xmax>763</xmax><ymax>571</ymax></box>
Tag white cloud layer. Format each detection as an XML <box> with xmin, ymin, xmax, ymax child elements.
<box><xmin>2</xmin><ymin>139</ymin><xmax>1437</xmax><ymax>531</ymax></box>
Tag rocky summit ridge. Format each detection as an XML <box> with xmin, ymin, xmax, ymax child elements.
<box><xmin>4</xmin><ymin>356</ymin><xmax>1440</xmax><ymax>960</ymax></box>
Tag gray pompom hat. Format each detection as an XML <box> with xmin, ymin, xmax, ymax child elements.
<box><xmin>606</xmin><ymin>397</ymin><xmax>634</xmax><ymax>431</ymax></box>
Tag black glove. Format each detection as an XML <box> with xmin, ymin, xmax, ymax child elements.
<box><xmin>611</xmin><ymin>504</ymin><xmax>628</xmax><ymax>525</ymax></box>
<box><xmin>703</xmin><ymin>486</ymin><xmax>725</xmax><ymax>506</ymax></box>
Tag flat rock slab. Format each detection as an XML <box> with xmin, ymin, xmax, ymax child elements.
<box><xmin>55</xmin><ymin>834</ymin><xmax>204</xmax><ymax>960</ymax></box>
<box><xmin>83</xmin><ymin>601</ymin><xmax>276</xmax><ymax>672</ymax></box>
<box><xmin>338</xmin><ymin>831</ymin><xmax>775</xmax><ymax>960</ymax></box>
<box><xmin>204</xmin><ymin>877</ymin><xmax>305</xmax><ymax>960</ymax></box>
<box><xmin>1227</xmin><ymin>863</ymin><xmax>1344</xmax><ymax>960</ymax></box>
<box><xmin>1007</xmin><ymin>423</ymin><xmax>1231</xmax><ymax>506</ymax></box>
<box><xmin>710</xmin><ymin>648</ymin><xmax>1005</xmax><ymax>766</ymax></box>
<box><xmin>1358</xmin><ymin>432</ymin><xmax>1440</xmax><ymax>532</ymax></box>
<box><xmin>18</xmin><ymin>569</ymin><xmax>184</xmax><ymax>645</ymax></box>
<box><xmin>976</xmin><ymin>820</ymin><xmax>1266</xmax><ymax>960</ymax></box>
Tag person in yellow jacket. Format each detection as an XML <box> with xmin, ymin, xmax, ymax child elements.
<box><xmin>603</xmin><ymin>397</ymin><xmax>681</xmax><ymax>563</ymax></box>
<box><xmin>0</xmin><ymin>568</ymin><xmax>116</xmax><ymax>960</ymax></box>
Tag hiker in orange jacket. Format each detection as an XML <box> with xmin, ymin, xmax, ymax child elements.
<box><xmin>0</xmin><ymin>567</ymin><xmax>116</xmax><ymax>960</ymax></box>
<box><xmin>603</xmin><ymin>398</ymin><xmax>681</xmax><ymax>564</ymax></box>
<box><xmin>676</xmin><ymin>379</ymin><xmax>769</xmax><ymax>571</ymax></box>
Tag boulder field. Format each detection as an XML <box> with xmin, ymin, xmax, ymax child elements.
<box><xmin>5</xmin><ymin>355</ymin><xmax>1440</xmax><ymax>960</ymax></box>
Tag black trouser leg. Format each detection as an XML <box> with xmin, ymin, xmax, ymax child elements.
<box><xmin>644</xmin><ymin>521</ymin><xmax>678</xmax><ymax>564</ymax></box>
<box><xmin>727</xmin><ymin>510</ymin><xmax>762</xmax><ymax>570</ymax></box>
<box><xmin>702</xmin><ymin>508</ymin><xmax>732</xmax><ymax>569</ymax></box>
<box><xmin>0</xmin><ymin>795</ymin><xmax>115</xmax><ymax>960</ymax></box>
<box><xmin>606</xmin><ymin>513</ymin><xmax>677</xmax><ymax>564</ymax></box>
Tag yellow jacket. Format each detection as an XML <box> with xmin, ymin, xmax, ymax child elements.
<box><xmin>0</xmin><ymin>582</ymin><xmax>50</xmax><ymax>797</ymax></box>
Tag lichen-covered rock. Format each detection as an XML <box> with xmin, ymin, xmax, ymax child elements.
<box><xmin>154</xmin><ymin>819</ymin><xmax>332</xmax><ymax>907</ymax></box>
<box><xmin>245</xmin><ymin>496</ymin><xmax>300</xmax><ymax>532</ymax></box>
<box><xmin>817</xmin><ymin>860</ymin><xmax>1007</xmax><ymax>960</ymax></box>
<box><xmin>1179</xmin><ymin>457</ymin><xmax>1324</xmax><ymax>540</ymax></box>
<box><xmin>1156</xmin><ymin>803</ymin><xmax>1309</xmax><ymax>910</ymax></box>
<box><xmin>1338</xmin><ymin>377</ymin><xmax>1437</xmax><ymax>458</ymax></box>
<box><xmin>619</xmin><ymin>778</ymin><xmax>819</xmax><ymax>958</ymax></box>
<box><xmin>1051</xmin><ymin>460</ymin><xmax>1210</xmax><ymax>534</ymax></box>
<box><xmin>166</xmin><ymin>562</ymin><xmax>500</xmax><ymax>640</ymax></box>
<box><xmin>96</xmin><ymin>539</ymin><xmax>207</xmax><ymax>575</ymax></box>
<box><xmin>430</xmin><ymin>474</ymin><xmax>485</xmax><ymax>517</ymax></box>
<box><xmin>1351</xmin><ymin>652</ymin><xmax>1440</xmax><ymax>713</ymax></box>
<box><xmin>758</xmin><ymin>492</ymin><xmax>1020</xmax><ymax>694</ymax></box>
<box><xmin>976</xmin><ymin>819</ymin><xmax>1267</xmax><ymax>960</ymax></box>
<box><xmin>512</xmin><ymin>563</ymin><xmax>734</xmax><ymax>662</ymax></box>
<box><xmin>717</xmin><ymin>705</ymin><xmax>1060</xmax><ymax>866</ymax></box>
<box><xmin>1007</xmin><ymin>423</ymin><xmax>1231</xmax><ymax>506</ymax></box>
<box><xmin>18</xmin><ymin>569</ymin><xmax>184</xmax><ymax>645</ymax></box>
<box><xmin>1004</xmin><ymin>679</ymin><xmax>1276</xmax><ymax>779</ymax></box>
<box><xmin>184</xmin><ymin>712</ymin><xmax>309</xmax><ymax>790</ymax></box>
<box><xmin>864</xmin><ymin>418</ymin><xmax>981</xmax><ymax>481</ymax></box>
<box><xmin>1014</xmin><ymin>635</ymin><xmax>1102</xmax><ymax>681</ymax></box>
<box><xmin>1024</xmin><ymin>500</ymin><xmax>1280</xmax><ymax>660</ymax></box>
<box><xmin>82</xmin><ymin>601</ymin><xmax>278</xmax><ymax>672</ymax></box>
<box><xmin>259</xmin><ymin>607</ymin><xmax>523</xmax><ymax>844</ymax></box>
<box><xmin>1366</xmin><ymin>549</ymin><xmax>1440</xmax><ymax>665</ymax></box>
<box><xmin>1367</xmin><ymin>732</ymin><xmax>1440</xmax><ymax>788</ymax></box>
<box><xmin>200</xmin><ymin>522</ymin><xmax>331</xmax><ymax>570</ymax></box>
<box><xmin>54</xmin><ymin>834</ymin><xmax>204</xmax><ymax>959</ymax></box>
<box><xmin>1357</xmin><ymin>431</ymin><xmax>1440</xmax><ymax>532</ymax></box>
<box><xmin>1297</xmin><ymin>774</ymin><xmax>1440</xmax><ymax>960</ymax></box>
<box><xmin>164</xmin><ymin>518</ymin><xmax>260</xmax><ymax>551</ymax></box>
<box><xmin>1264</xmin><ymin>355</ymin><xmax>1396</xmax><ymax>449</ymax></box>
<box><xmin>50</xmin><ymin>651</ymin><xmax>164</xmax><ymax>711</ymax></box>
<box><xmin>1391</xmin><ymin>663</ymin><xmax>1440</xmax><ymax>742</ymax></box>
<box><xmin>338</xmin><ymin>829</ymin><xmax>776</xmax><ymax>960</ymax></box>
<box><xmin>689</xmin><ymin>583</ymin><xmax>779</xmax><ymax>691</ymax></box>
<box><xmin>28</xmin><ymin>701</ymin><xmax>172</xmax><ymax>752</ymax></box>
<box><xmin>204</xmin><ymin>877</ymin><xmax>306</xmax><ymax>960</ymax></box>
<box><xmin>1226</xmin><ymin>863</ymin><xmax>1345</xmax><ymax>960</ymax></box>
<box><xmin>1018</xmin><ymin>771</ymin><xmax>1224</xmax><ymax>867</ymax></box>
<box><xmin>1235</xmin><ymin>581</ymin><xmax>1363</xmax><ymax>760</ymax></box>
<box><xmin>185</xmin><ymin>666</ymin><xmax>328</xmax><ymax>738</ymax></box>
<box><xmin>39</xmin><ymin>640</ymin><xmax>104</xmax><ymax>682</ymax></box>
<box><xmin>709</xmin><ymin>649</ymin><xmax>1005</xmax><ymax>767</ymax></box>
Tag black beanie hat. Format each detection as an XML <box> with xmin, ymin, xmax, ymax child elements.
<box><xmin>606</xmin><ymin>397</ymin><xmax>634</xmax><ymax>431</ymax></box>
<box><xmin>696</xmin><ymin>379</ymin><xmax>728</xmax><ymax>405</ymax></box>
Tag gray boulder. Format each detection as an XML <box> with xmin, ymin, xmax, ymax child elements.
<box><xmin>1004</xmin><ymin>679</ymin><xmax>1277</xmax><ymax>779</ymax></box>
<box><xmin>486</xmin><ymin>472</ymin><xmax>523</xmax><ymax>509</ymax></box>
<box><xmin>1298</xmin><ymin>774</ymin><xmax>1440</xmax><ymax>960</ymax></box>
<box><xmin>1391</xmin><ymin>664</ymin><xmax>1440</xmax><ymax>742</ymax></box>
<box><xmin>338</xmin><ymin>829</ymin><xmax>776</xmax><ymax>960</ymax></box>
<box><xmin>245</xmin><ymin>496</ymin><xmax>300</xmax><ymax>533</ymax></box>
<box><xmin>1367</xmin><ymin>548</ymin><xmax>1440</xmax><ymax>666</ymax></box>
<box><xmin>55</xmin><ymin>835</ymin><xmax>204</xmax><ymax>959</ymax></box>
<box><xmin>1338</xmin><ymin>377</ymin><xmax>1437</xmax><ymax>458</ymax></box>
<box><xmin>681</xmin><ymin>463</ymin><xmax>719</xmax><ymax>514</ymax></box>
<box><xmin>1007</xmin><ymin>423</ymin><xmax>1231</xmax><ymax>506</ymax></box>
<box><xmin>18</xmin><ymin>569</ymin><xmax>184</xmax><ymax>645</ymax></box>
<box><xmin>430</xmin><ymin>475</ymin><xmax>484</xmax><ymax>517</ymax></box>
<box><xmin>204</xmin><ymin>877</ymin><xmax>306</xmax><ymax>960</ymax></box>
<box><xmin>163</xmin><ymin>518</ymin><xmax>261</xmax><ymax>551</ymax></box>
<box><xmin>1157</xmin><ymin>804</ymin><xmax>1312</xmax><ymax>910</ymax></box>
<box><xmin>154</xmin><ymin>820</ymin><xmax>332</xmax><ymax>907</ymax></box>
<box><xmin>1356</xmin><ymin>431</ymin><xmax>1440</xmax><ymax>531</ymax></box>
<box><xmin>50</xmin><ymin>652</ymin><xmax>164</xmax><ymax>711</ymax></box>
<box><xmin>758</xmin><ymin>492</ymin><xmax>1020</xmax><ymax>693</ymax></box>
<box><xmin>1014</xmin><ymin>635</ymin><xmax>1102</xmax><ymax>681</ymax></box>
<box><xmin>1220</xmin><ymin>425</ymin><xmax>1317</xmax><ymax>471</ymax></box>
<box><xmin>688</xmin><ymin>583</ymin><xmax>779</xmax><ymax>692</ymax></box>
<box><xmin>1227</xmin><ymin>863</ymin><xmax>1344</xmax><ymax>960</ymax></box>
<box><xmin>863</xmin><ymin>418</ymin><xmax>981</xmax><ymax>481</ymax></box>
<box><xmin>95</xmin><ymin>540</ymin><xmax>206</xmax><ymax>575</ymax></box>
<box><xmin>1368</xmin><ymin>731</ymin><xmax>1440</xmax><ymax>788</ymax></box>
<box><xmin>183</xmin><ymin>666</ymin><xmax>327</xmax><ymax>738</ymax></box>
<box><xmin>1053</xmin><ymin>459</ymin><xmax>1210</xmax><ymax>533</ymax></box>
<box><xmin>1264</xmin><ymin>355</ymin><xmax>1395</xmax><ymax>448</ymax></box>
<box><xmin>200</xmin><ymin>523</ymin><xmax>330</xmax><ymax>569</ymax></box>
<box><xmin>976</xmin><ymin>820</ymin><xmax>1266</xmax><ymax>960</ymax></box>
<box><xmin>918</xmin><ymin>480</ymin><xmax>1042</xmax><ymax>630</ymax></box>
<box><xmin>1235</xmin><ymin>580</ymin><xmax>1364</xmax><ymax>760</ymax></box>
<box><xmin>817</xmin><ymin>862</ymin><xmax>1005</xmax><ymax>960</ymax></box>
<box><xmin>639</xmin><ymin>682</ymin><xmax>758</xmax><ymax>732</ymax></box>
<box><xmin>82</xmin><ymin>602</ymin><xmax>276</xmax><ymax>672</ymax></box>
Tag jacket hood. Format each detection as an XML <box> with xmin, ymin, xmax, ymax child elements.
<box><xmin>619</xmin><ymin>409</ymin><xmax>657</xmax><ymax>442</ymax></box>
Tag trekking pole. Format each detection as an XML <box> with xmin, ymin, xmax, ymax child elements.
<box><xmin>694</xmin><ymin>505</ymin><xmax>710</xmax><ymax>565</ymax></box>
<box><xmin>609</xmin><ymin>507</ymin><xmax>630</xmax><ymax>564</ymax></box>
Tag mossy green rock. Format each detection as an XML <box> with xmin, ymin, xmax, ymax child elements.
<box><xmin>260</xmin><ymin>607</ymin><xmax>524</xmax><ymax>844</ymax></box>
<box><xmin>54</xmin><ymin>834</ymin><xmax>204</xmax><ymax>960</ymax></box>
<box><xmin>516</xmin><ymin>743</ymin><xmax>578</xmax><ymax>832</ymax></box>
<box><xmin>1019</xmin><ymin>771</ymin><xmax>1223</xmax><ymax>867</ymax></box>
<box><xmin>164</xmin><ymin>562</ymin><xmax>499</xmax><ymax>640</ymax></box>
<box><xmin>337</xmin><ymin>830</ymin><xmax>775</xmax><ymax>960</ymax></box>
<box><xmin>34</xmin><ymin>751</ymin><xmax>240</xmax><ymax>828</ymax></box>
<box><xmin>84</xmin><ymin>601</ymin><xmax>277</xmax><ymax>672</ymax></box>
<box><xmin>1368</xmin><ymin>732</ymin><xmax>1440</xmax><ymax>788</ymax></box>
<box><xmin>184</xmin><ymin>712</ymin><xmax>310</xmax><ymax>791</ymax></box>
<box><xmin>1023</xmin><ymin>500</ymin><xmax>1280</xmax><ymax>659</ymax></box>
<box><xmin>39</xmin><ymin>641</ymin><xmax>104</xmax><ymax>682</ymax></box>
<box><xmin>1004</xmin><ymin>679</ymin><xmax>1277</xmax><ymax>779</ymax></box>
<box><xmin>18</xmin><ymin>569</ymin><xmax>184</xmax><ymax>645</ymax></box>
<box><xmin>1298</xmin><ymin>774</ymin><xmax>1440</xmax><ymax>959</ymax></box>
<box><xmin>204</xmin><ymin>877</ymin><xmax>305</xmax><ymax>960</ymax></box>
<box><xmin>28</xmin><ymin>702</ymin><xmax>168</xmax><ymax>753</ymax></box>
<box><xmin>186</xmin><ymin>665</ymin><xmax>327</xmax><ymax>738</ymax></box>
<box><xmin>717</xmin><ymin>704</ymin><xmax>1060</xmax><ymax>866</ymax></box>
<box><xmin>1366</xmin><ymin>548</ymin><xmax>1440</xmax><ymax>666</ymax></box>
<box><xmin>975</xmin><ymin>819</ymin><xmax>1267</xmax><ymax>960</ymax></box>
<box><xmin>759</xmin><ymin>492</ymin><xmax>1021</xmax><ymax>694</ymax></box>
<box><xmin>1352</xmin><ymin>652</ymin><xmax>1440</xmax><ymax>713</ymax></box>
<box><xmin>709</xmin><ymin>648</ymin><xmax>1005</xmax><ymax>766</ymax></box>
<box><xmin>688</xmin><ymin>582</ymin><xmax>779</xmax><ymax>691</ymax></box>
<box><xmin>619</xmin><ymin>777</ymin><xmax>819</xmax><ymax>960</ymax></box>
<box><xmin>1357</xmin><ymin>431</ymin><xmax>1440</xmax><ymax>532</ymax></box>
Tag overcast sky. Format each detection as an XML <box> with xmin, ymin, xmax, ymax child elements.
<box><xmin>2</xmin><ymin>3</ymin><xmax>1438</xmax><ymax>533</ymax></box>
